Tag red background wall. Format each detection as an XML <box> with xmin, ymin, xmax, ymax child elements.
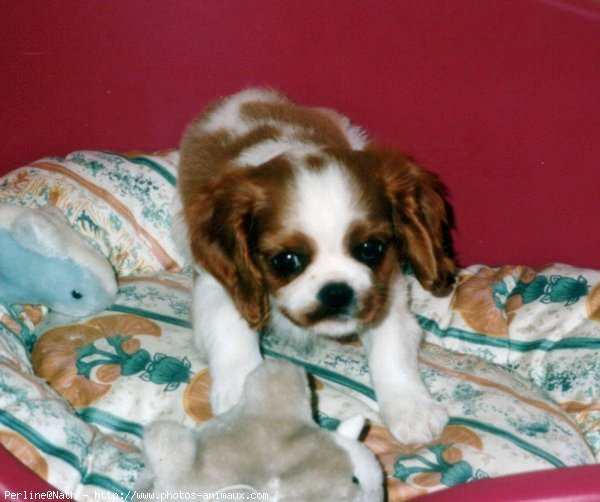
<box><xmin>1</xmin><ymin>0</ymin><xmax>599</xmax><ymax>269</ymax></box>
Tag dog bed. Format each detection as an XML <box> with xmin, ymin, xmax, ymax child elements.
<box><xmin>0</xmin><ymin>151</ymin><xmax>599</xmax><ymax>500</ymax></box>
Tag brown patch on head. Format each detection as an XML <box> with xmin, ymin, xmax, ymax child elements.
<box><xmin>318</xmin><ymin>148</ymin><xmax>392</xmax><ymax>220</ymax></box>
<box><xmin>345</xmin><ymin>220</ymin><xmax>393</xmax><ymax>250</ymax></box>
<box><xmin>304</xmin><ymin>153</ymin><xmax>327</xmax><ymax>171</ymax></box>
<box><xmin>256</xmin><ymin>231</ymin><xmax>317</xmax><ymax>291</ymax></box>
<box><xmin>344</xmin><ymin>219</ymin><xmax>398</xmax><ymax>326</ymax></box>
<box><xmin>179</xmin><ymin>125</ymin><xmax>281</xmax><ymax>190</ymax></box>
<box><xmin>240</xmin><ymin>100</ymin><xmax>353</xmax><ymax>149</ymax></box>
<box><xmin>180</xmin><ymin>154</ymin><xmax>297</xmax><ymax>330</ymax></box>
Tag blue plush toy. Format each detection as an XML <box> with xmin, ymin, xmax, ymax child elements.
<box><xmin>0</xmin><ymin>204</ymin><xmax>118</xmax><ymax>317</ymax></box>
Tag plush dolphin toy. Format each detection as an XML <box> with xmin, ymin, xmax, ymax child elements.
<box><xmin>136</xmin><ymin>359</ymin><xmax>384</xmax><ymax>501</ymax></box>
<box><xmin>0</xmin><ymin>204</ymin><xmax>118</xmax><ymax>317</ymax></box>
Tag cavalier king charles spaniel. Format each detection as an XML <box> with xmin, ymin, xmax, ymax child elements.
<box><xmin>173</xmin><ymin>88</ymin><xmax>456</xmax><ymax>444</ymax></box>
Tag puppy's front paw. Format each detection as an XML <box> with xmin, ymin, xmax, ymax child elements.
<box><xmin>380</xmin><ymin>394</ymin><xmax>448</xmax><ymax>445</ymax></box>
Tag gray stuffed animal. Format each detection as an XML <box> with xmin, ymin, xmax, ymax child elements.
<box><xmin>136</xmin><ymin>359</ymin><xmax>384</xmax><ymax>501</ymax></box>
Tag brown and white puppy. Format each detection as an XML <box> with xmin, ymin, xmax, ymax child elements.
<box><xmin>174</xmin><ymin>88</ymin><xmax>456</xmax><ymax>444</ymax></box>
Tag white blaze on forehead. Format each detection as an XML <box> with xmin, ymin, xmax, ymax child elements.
<box><xmin>288</xmin><ymin>160</ymin><xmax>364</xmax><ymax>244</ymax></box>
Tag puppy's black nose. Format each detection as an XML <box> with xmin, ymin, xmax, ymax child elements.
<box><xmin>318</xmin><ymin>282</ymin><xmax>355</xmax><ymax>312</ymax></box>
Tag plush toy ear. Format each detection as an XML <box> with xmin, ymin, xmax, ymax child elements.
<box><xmin>180</xmin><ymin>169</ymin><xmax>270</xmax><ymax>330</ymax></box>
<box><xmin>10</xmin><ymin>207</ymin><xmax>68</xmax><ymax>258</ymax></box>
<box><xmin>374</xmin><ymin>148</ymin><xmax>456</xmax><ymax>295</ymax></box>
<box><xmin>142</xmin><ymin>421</ymin><xmax>197</xmax><ymax>480</ymax></box>
<box><xmin>240</xmin><ymin>360</ymin><xmax>313</xmax><ymax>420</ymax></box>
<box><xmin>331</xmin><ymin>416</ymin><xmax>384</xmax><ymax>501</ymax></box>
<box><xmin>336</xmin><ymin>415</ymin><xmax>366</xmax><ymax>440</ymax></box>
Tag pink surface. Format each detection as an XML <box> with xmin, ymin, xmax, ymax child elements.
<box><xmin>1</xmin><ymin>443</ymin><xmax>599</xmax><ymax>500</ymax></box>
<box><xmin>415</xmin><ymin>465</ymin><xmax>600</xmax><ymax>501</ymax></box>
<box><xmin>2</xmin><ymin>0</ymin><xmax>599</xmax><ymax>270</ymax></box>
<box><xmin>0</xmin><ymin>445</ymin><xmax>68</xmax><ymax>498</ymax></box>
<box><xmin>1</xmin><ymin>3</ymin><xmax>599</xmax><ymax>495</ymax></box>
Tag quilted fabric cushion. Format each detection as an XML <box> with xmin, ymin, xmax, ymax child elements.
<box><xmin>0</xmin><ymin>150</ymin><xmax>598</xmax><ymax>500</ymax></box>
<box><xmin>409</xmin><ymin>264</ymin><xmax>600</xmax><ymax>456</ymax></box>
<box><xmin>1</xmin><ymin>266</ymin><xmax>597</xmax><ymax>500</ymax></box>
<box><xmin>0</xmin><ymin>151</ymin><xmax>186</xmax><ymax>276</ymax></box>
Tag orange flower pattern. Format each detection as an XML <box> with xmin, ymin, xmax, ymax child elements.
<box><xmin>32</xmin><ymin>314</ymin><xmax>162</xmax><ymax>407</ymax></box>
<box><xmin>452</xmin><ymin>265</ymin><xmax>537</xmax><ymax>337</ymax></box>
<box><xmin>452</xmin><ymin>265</ymin><xmax>592</xmax><ymax>337</ymax></box>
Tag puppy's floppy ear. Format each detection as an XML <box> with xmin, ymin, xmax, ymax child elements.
<box><xmin>374</xmin><ymin>147</ymin><xmax>456</xmax><ymax>295</ymax></box>
<box><xmin>182</xmin><ymin>169</ymin><xmax>269</xmax><ymax>330</ymax></box>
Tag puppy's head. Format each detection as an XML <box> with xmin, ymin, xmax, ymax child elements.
<box><xmin>183</xmin><ymin>147</ymin><xmax>455</xmax><ymax>335</ymax></box>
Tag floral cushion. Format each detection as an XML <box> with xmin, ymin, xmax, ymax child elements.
<box><xmin>410</xmin><ymin>264</ymin><xmax>600</xmax><ymax>456</ymax></box>
<box><xmin>1</xmin><ymin>265</ymin><xmax>598</xmax><ymax>500</ymax></box>
<box><xmin>0</xmin><ymin>151</ymin><xmax>185</xmax><ymax>276</ymax></box>
<box><xmin>0</xmin><ymin>151</ymin><xmax>598</xmax><ymax>500</ymax></box>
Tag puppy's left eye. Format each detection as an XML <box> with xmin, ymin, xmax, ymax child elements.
<box><xmin>352</xmin><ymin>239</ymin><xmax>386</xmax><ymax>266</ymax></box>
<box><xmin>71</xmin><ymin>290</ymin><xmax>83</xmax><ymax>300</ymax></box>
<box><xmin>271</xmin><ymin>252</ymin><xmax>307</xmax><ymax>277</ymax></box>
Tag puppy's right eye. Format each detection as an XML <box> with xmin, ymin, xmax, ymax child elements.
<box><xmin>271</xmin><ymin>252</ymin><xmax>306</xmax><ymax>277</ymax></box>
<box><xmin>352</xmin><ymin>239</ymin><xmax>386</xmax><ymax>267</ymax></box>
